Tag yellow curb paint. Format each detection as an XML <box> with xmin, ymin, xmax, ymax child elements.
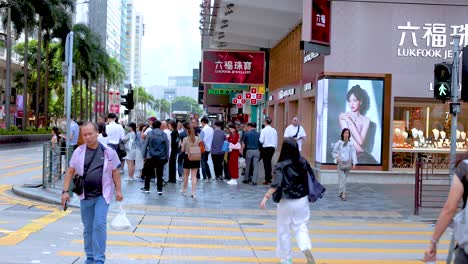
<box><xmin>0</xmin><ymin>166</ymin><xmax>42</xmax><ymax>178</ymax></box>
<box><xmin>72</xmin><ymin>239</ymin><xmax>448</xmax><ymax>254</ymax></box>
<box><xmin>56</xmin><ymin>251</ymin><xmax>445</xmax><ymax>263</ymax></box>
<box><xmin>0</xmin><ymin>160</ymin><xmax>41</xmax><ymax>170</ymax></box>
<box><xmin>137</xmin><ymin>224</ymin><xmax>433</xmax><ymax>235</ymax></box>
<box><xmin>108</xmin><ymin>231</ymin><xmax>450</xmax><ymax>244</ymax></box>
<box><xmin>0</xmin><ymin>210</ymin><xmax>71</xmax><ymax>246</ymax></box>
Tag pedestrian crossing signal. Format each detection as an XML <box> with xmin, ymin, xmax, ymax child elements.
<box><xmin>434</xmin><ymin>63</ymin><xmax>452</xmax><ymax>101</ymax></box>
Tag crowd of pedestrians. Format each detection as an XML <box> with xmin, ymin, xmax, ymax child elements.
<box><xmin>58</xmin><ymin>113</ymin><xmax>323</xmax><ymax>264</ymax></box>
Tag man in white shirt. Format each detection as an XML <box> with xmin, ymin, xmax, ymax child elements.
<box><xmin>200</xmin><ymin>117</ymin><xmax>214</xmax><ymax>180</ymax></box>
<box><xmin>106</xmin><ymin>113</ymin><xmax>125</xmax><ymax>151</ymax></box>
<box><xmin>161</xmin><ymin>121</ymin><xmax>172</xmax><ymax>183</ymax></box>
<box><xmin>283</xmin><ymin>116</ymin><xmax>307</xmax><ymax>152</ymax></box>
<box><xmin>259</xmin><ymin>117</ymin><xmax>277</xmax><ymax>185</ymax></box>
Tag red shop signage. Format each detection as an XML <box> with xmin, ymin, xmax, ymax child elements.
<box><xmin>201</xmin><ymin>50</ymin><xmax>265</xmax><ymax>85</ymax></box>
<box><xmin>312</xmin><ymin>0</ymin><xmax>331</xmax><ymax>45</ymax></box>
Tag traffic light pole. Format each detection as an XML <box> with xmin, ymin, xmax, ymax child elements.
<box><xmin>447</xmin><ymin>36</ymin><xmax>460</xmax><ymax>264</ymax></box>
<box><xmin>449</xmin><ymin>36</ymin><xmax>460</xmax><ymax>179</ymax></box>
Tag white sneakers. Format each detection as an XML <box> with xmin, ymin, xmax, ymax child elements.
<box><xmin>226</xmin><ymin>179</ymin><xmax>238</xmax><ymax>185</ymax></box>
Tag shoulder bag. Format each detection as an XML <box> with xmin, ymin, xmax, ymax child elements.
<box><xmin>337</xmin><ymin>141</ymin><xmax>352</xmax><ymax>171</ymax></box>
<box><xmin>187</xmin><ymin>138</ymin><xmax>202</xmax><ymax>161</ymax></box>
<box><xmin>72</xmin><ymin>148</ymin><xmax>98</xmax><ymax>195</ymax></box>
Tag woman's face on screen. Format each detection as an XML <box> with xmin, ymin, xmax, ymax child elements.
<box><xmin>347</xmin><ymin>93</ymin><xmax>360</xmax><ymax>112</ymax></box>
<box><xmin>343</xmin><ymin>130</ymin><xmax>350</xmax><ymax>140</ymax></box>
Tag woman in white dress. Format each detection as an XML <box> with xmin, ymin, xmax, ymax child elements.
<box><xmin>123</xmin><ymin>122</ymin><xmax>137</xmax><ymax>181</ymax></box>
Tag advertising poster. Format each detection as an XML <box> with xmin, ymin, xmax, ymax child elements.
<box><xmin>316</xmin><ymin>78</ymin><xmax>384</xmax><ymax>165</ymax></box>
<box><xmin>201</xmin><ymin>50</ymin><xmax>265</xmax><ymax>85</ymax></box>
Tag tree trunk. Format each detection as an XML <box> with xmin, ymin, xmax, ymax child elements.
<box><xmin>22</xmin><ymin>28</ymin><xmax>29</xmax><ymax>130</ymax></box>
<box><xmin>85</xmin><ymin>79</ymin><xmax>89</xmax><ymax>121</ymax></box>
<box><xmin>73</xmin><ymin>74</ymin><xmax>77</xmax><ymax>119</ymax></box>
<box><xmin>80</xmin><ymin>76</ymin><xmax>83</xmax><ymax>120</ymax></box>
<box><xmin>43</xmin><ymin>37</ymin><xmax>50</xmax><ymax>127</ymax></box>
<box><xmin>88</xmin><ymin>80</ymin><xmax>92</xmax><ymax>121</ymax></box>
<box><xmin>34</xmin><ymin>17</ymin><xmax>42</xmax><ymax>128</ymax></box>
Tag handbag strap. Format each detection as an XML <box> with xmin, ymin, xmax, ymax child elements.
<box><xmin>83</xmin><ymin>147</ymin><xmax>98</xmax><ymax>179</ymax></box>
<box><xmin>294</xmin><ymin>126</ymin><xmax>300</xmax><ymax>138</ymax></box>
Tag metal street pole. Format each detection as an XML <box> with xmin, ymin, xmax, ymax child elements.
<box><xmin>5</xmin><ymin>5</ymin><xmax>11</xmax><ymax>129</ymax></box>
<box><xmin>446</xmin><ymin>35</ymin><xmax>460</xmax><ymax>264</ymax></box>
<box><xmin>65</xmin><ymin>32</ymin><xmax>74</xmax><ymax>169</ymax></box>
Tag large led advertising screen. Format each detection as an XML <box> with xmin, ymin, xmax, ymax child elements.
<box><xmin>316</xmin><ymin>78</ymin><xmax>384</xmax><ymax>165</ymax></box>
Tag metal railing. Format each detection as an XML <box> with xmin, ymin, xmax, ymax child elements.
<box><xmin>414</xmin><ymin>153</ymin><xmax>451</xmax><ymax>215</ymax></box>
<box><xmin>42</xmin><ymin>142</ymin><xmax>71</xmax><ymax>189</ymax></box>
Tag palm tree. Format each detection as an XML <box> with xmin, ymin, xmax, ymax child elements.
<box><xmin>42</xmin><ymin>1</ymin><xmax>73</xmax><ymax>126</ymax></box>
<box><xmin>1</xmin><ymin>0</ymin><xmax>36</xmax><ymax>129</ymax></box>
<box><xmin>30</xmin><ymin>0</ymin><xmax>74</xmax><ymax>127</ymax></box>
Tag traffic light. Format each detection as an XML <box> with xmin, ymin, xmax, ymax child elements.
<box><xmin>121</xmin><ymin>90</ymin><xmax>134</xmax><ymax>110</ymax></box>
<box><xmin>433</xmin><ymin>63</ymin><xmax>452</xmax><ymax>101</ymax></box>
<box><xmin>124</xmin><ymin>109</ymin><xmax>129</xmax><ymax>115</ymax></box>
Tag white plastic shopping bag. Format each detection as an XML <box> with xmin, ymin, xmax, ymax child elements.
<box><xmin>110</xmin><ymin>203</ymin><xmax>132</xmax><ymax>230</ymax></box>
<box><xmin>238</xmin><ymin>157</ymin><xmax>246</xmax><ymax>169</ymax></box>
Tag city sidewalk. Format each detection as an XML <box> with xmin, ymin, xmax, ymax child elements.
<box><xmin>13</xmin><ymin>170</ymin><xmax>438</xmax><ymax>222</ymax></box>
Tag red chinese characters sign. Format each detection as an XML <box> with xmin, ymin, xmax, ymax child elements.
<box><xmin>302</xmin><ymin>0</ymin><xmax>331</xmax><ymax>46</ymax></box>
<box><xmin>202</xmin><ymin>50</ymin><xmax>265</xmax><ymax>85</ymax></box>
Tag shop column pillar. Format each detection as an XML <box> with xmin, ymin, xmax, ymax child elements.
<box><xmin>250</xmin><ymin>105</ymin><xmax>258</xmax><ymax>124</ymax></box>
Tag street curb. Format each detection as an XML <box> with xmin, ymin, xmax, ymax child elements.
<box><xmin>12</xmin><ymin>185</ymin><xmax>80</xmax><ymax>208</ymax></box>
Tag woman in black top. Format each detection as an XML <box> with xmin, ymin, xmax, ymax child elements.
<box><xmin>168</xmin><ymin>120</ymin><xmax>179</xmax><ymax>183</ymax></box>
<box><xmin>260</xmin><ymin>138</ymin><xmax>316</xmax><ymax>264</ymax></box>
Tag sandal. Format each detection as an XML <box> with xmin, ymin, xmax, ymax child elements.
<box><xmin>180</xmin><ymin>189</ymin><xmax>187</xmax><ymax>196</ymax></box>
<box><xmin>191</xmin><ymin>193</ymin><xmax>196</xmax><ymax>198</ymax></box>
<box><xmin>341</xmin><ymin>196</ymin><xmax>346</xmax><ymax>201</ymax></box>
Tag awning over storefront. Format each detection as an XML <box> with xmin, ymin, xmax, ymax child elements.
<box><xmin>200</xmin><ymin>0</ymin><xmax>302</xmax><ymax>50</ymax></box>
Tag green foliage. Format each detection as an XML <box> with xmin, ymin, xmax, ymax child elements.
<box><xmin>172</xmin><ymin>96</ymin><xmax>203</xmax><ymax>115</ymax></box>
<box><xmin>0</xmin><ymin>126</ymin><xmax>52</xmax><ymax>135</ymax></box>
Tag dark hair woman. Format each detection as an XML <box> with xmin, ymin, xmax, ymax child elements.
<box><xmin>226</xmin><ymin>123</ymin><xmax>240</xmax><ymax>185</ymax></box>
<box><xmin>180</xmin><ymin>125</ymin><xmax>201</xmax><ymax>198</ymax></box>
<box><xmin>168</xmin><ymin>120</ymin><xmax>179</xmax><ymax>183</ymax></box>
<box><xmin>339</xmin><ymin>85</ymin><xmax>372</xmax><ymax>162</ymax></box>
<box><xmin>97</xmin><ymin>122</ymin><xmax>108</xmax><ymax>146</ymax></box>
<box><xmin>123</xmin><ymin>122</ymin><xmax>138</xmax><ymax>181</ymax></box>
<box><xmin>332</xmin><ymin>128</ymin><xmax>357</xmax><ymax>201</ymax></box>
<box><xmin>260</xmin><ymin>138</ymin><xmax>316</xmax><ymax>264</ymax></box>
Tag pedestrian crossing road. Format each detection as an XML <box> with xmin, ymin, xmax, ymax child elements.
<box><xmin>0</xmin><ymin>190</ymin><xmax>452</xmax><ymax>264</ymax></box>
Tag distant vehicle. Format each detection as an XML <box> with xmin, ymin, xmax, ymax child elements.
<box><xmin>172</xmin><ymin>111</ymin><xmax>190</xmax><ymax>122</ymax></box>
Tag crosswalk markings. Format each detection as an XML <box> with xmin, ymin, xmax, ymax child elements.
<box><xmin>108</xmin><ymin>230</ymin><xmax>449</xmax><ymax>244</ymax></box>
<box><xmin>137</xmin><ymin>215</ymin><xmax>428</xmax><ymax>228</ymax></box>
<box><xmin>72</xmin><ymin>239</ymin><xmax>448</xmax><ymax>254</ymax></box>
<box><xmin>137</xmin><ymin>224</ymin><xmax>433</xmax><ymax>235</ymax></box>
<box><xmin>0</xmin><ymin>165</ymin><xmax>42</xmax><ymax>179</ymax></box>
<box><xmin>56</xmin><ymin>251</ymin><xmax>446</xmax><ymax>264</ymax></box>
<box><xmin>124</xmin><ymin>204</ymin><xmax>402</xmax><ymax>218</ymax></box>
<box><xmin>0</xmin><ymin>160</ymin><xmax>42</xmax><ymax>170</ymax></box>
<box><xmin>0</xmin><ymin>210</ymin><xmax>71</xmax><ymax>246</ymax></box>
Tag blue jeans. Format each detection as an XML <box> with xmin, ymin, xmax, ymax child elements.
<box><xmin>80</xmin><ymin>196</ymin><xmax>109</xmax><ymax>264</ymax></box>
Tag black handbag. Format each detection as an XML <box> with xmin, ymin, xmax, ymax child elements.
<box><xmin>72</xmin><ymin>148</ymin><xmax>97</xmax><ymax>195</ymax></box>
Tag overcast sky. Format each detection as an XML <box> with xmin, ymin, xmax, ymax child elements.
<box><xmin>133</xmin><ymin>0</ymin><xmax>201</xmax><ymax>87</ymax></box>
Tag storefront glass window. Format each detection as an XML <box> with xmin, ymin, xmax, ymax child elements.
<box><xmin>392</xmin><ymin>102</ymin><xmax>468</xmax><ymax>170</ymax></box>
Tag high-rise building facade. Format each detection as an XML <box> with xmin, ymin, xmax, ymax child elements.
<box><xmin>87</xmin><ymin>0</ymin><xmax>122</xmax><ymax>58</ymax></box>
<box><xmin>123</xmin><ymin>0</ymin><xmax>135</xmax><ymax>85</ymax></box>
<box><xmin>133</xmin><ymin>12</ymin><xmax>144</xmax><ymax>86</ymax></box>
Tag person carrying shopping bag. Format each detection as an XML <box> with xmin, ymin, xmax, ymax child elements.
<box><xmin>332</xmin><ymin>128</ymin><xmax>357</xmax><ymax>201</ymax></box>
